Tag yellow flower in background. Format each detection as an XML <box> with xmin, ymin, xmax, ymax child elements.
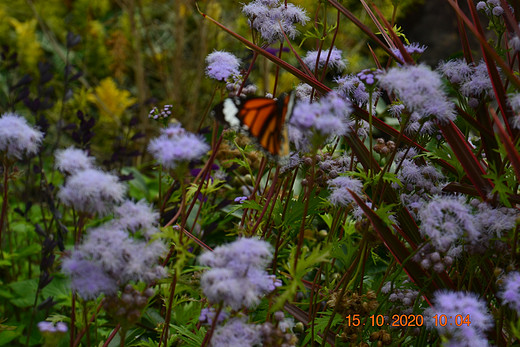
<box><xmin>9</xmin><ymin>18</ymin><xmax>42</xmax><ymax>70</ymax></box>
<box><xmin>87</xmin><ymin>78</ymin><xmax>136</xmax><ymax>124</ymax></box>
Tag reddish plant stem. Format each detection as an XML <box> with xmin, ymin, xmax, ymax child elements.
<box><xmin>101</xmin><ymin>324</ymin><xmax>120</xmax><ymax>347</ymax></box>
<box><xmin>250</xmin><ymin>167</ymin><xmax>280</xmax><ymax>235</ymax></box>
<box><xmin>70</xmin><ymin>293</ymin><xmax>76</xmax><ymax>347</ymax></box>
<box><xmin>158</xmin><ymin>274</ymin><xmax>177</xmax><ymax>347</ymax></box>
<box><xmin>201</xmin><ymin>305</ymin><xmax>223</xmax><ymax>347</ymax></box>
<box><xmin>73</xmin><ymin>301</ymin><xmax>104</xmax><ymax>346</ymax></box>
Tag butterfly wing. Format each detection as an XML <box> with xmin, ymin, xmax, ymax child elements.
<box><xmin>211</xmin><ymin>93</ymin><xmax>294</xmax><ymax>158</ymax></box>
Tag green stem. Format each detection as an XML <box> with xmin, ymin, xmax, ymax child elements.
<box><xmin>0</xmin><ymin>160</ymin><xmax>9</xmax><ymax>252</ymax></box>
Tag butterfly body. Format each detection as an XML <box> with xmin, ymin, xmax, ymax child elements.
<box><xmin>211</xmin><ymin>93</ymin><xmax>295</xmax><ymax>159</ymax></box>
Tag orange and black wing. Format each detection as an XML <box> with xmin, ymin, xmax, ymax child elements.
<box><xmin>211</xmin><ymin>93</ymin><xmax>294</xmax><ymax>157</ymax></box>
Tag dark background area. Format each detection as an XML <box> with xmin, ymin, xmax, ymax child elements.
<box><xmin>400</xmin><ymin>1</ymin><xmax>481</xmax><ymax>66</ymax></box>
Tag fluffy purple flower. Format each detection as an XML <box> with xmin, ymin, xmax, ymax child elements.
<box><xmin>418</xmin><ymin>196</ymin><xmax>478</xmax><ymax>252</ymax></box>
<box><xmin>391</xmin><ymin>42</ymin><xmax>427</xmax><ymax>63</ymax></box>
<box><xmin>205</xmin><ymin>51</ymin><xmax>241</xmax><ymax>81</ymax></box>
<box><xmin>327</xmin><ymin>176</ymin><xmax>363</xmax><ymax>207</ymax></box>
<box><xmin>492</xmin><ymin>6</ymin><xmax>504</xmax><ymax>15</ymax></box>
<box><xmin>62</xmin><ymin>224</ymin><xmax>167</xmax><ymax>299</ymax></box>
<box><xmin>0</xmin><ymin>112</ymin><xmax>43</xmax><ymax>159</ymax></box>
<box><xmin>388</xmin><ymin>103</ymin><xmax>405</xmax><ymax>117</ymax></box>
<box><xmin>378</xmin><ymin>64</ymin><xmax>456</xmax><ymax>124</ymax></box>
<box><xmin>58</xmin><ymin>168</ymin><xmax>126</xmax><ymax>216</ymax></box>
<box><xmin>199</xmin><ymin>238</ymin><xmax>279</xmax><ymax>310</ymax></box>
<box><xmin>61</xmin><ymin>257</ymin><xmax>119</xmax><ymax>299</ymax></box>
<box><xmin>148</xmin><ymin>123</ymin><xmax>209</xmax><ymax>170</ymax></box>
<box><xmin>55</xmin><ymin>147</ymin><xmax>95</xmax><ymax>175</ymax></box>
<box><xmin>356</xmin><ymin>69</ymin><xmax>378</xmax><ymax>87</ymax></box>
<box><xmin>508</xmin><ymin>93</ymin><xmax>520</xmax><ymax>129</ymax></box>
<box><xmin>81</xmin><ymin>226</ymin><xmax>166</xmax><ymax>283</ymax></box>
<box><xmin>302</xmin><ymin>48</ymin><xmax>346</xmax><ymax>71</ymax></box>
<box><xmin>234</xmin><ymin>196</ymin><xmax>248</xmax><ymax>204</ymax></box>
<box><xmin>199</xmin><ymin>238</ymin><xmax>273</xmax><ymax>272</ymax></box>
<box><xmin>426</xmin><ymin>291</ymin><xmax>492</xmax><ymax>347</ymax></box>
<box><xmin>113</xmin><ymin>200</ymin><xmax>159</xmax><ymax>239</ymax></box>
<box><xmin>437</xmin><ymin>59</ymin><xmax>473</xmax><ymax>84</ymax></box>
<box><xmin>473</xmin><ymin>201</ymin><xmax>518</xmax><ymax>238</ymax></box>
<box><xmin>210</xmin><ymin>318</ymin><xmax>261</xmax><ymax>347</ymax></box>
<box><xmin>509</xmin><ymin>32</ymin><xmax>520</xmax><ymax>53</ymax></box>
<box><xmin>38</xmin><ymin>321</ymin><xmax>68</xmax><ymax>333</ymax></box>
<box><xmin>477</xmin><ymin>0</ymin><xmax>504</xmax><ymax>16</ymax></box>
<box><xmin>289</xmin><ymin>92</ymin><xmax>353</xmax><ymax>151</ymax></box>
<box><xmin>242</xmin><ymin>0</ymin><xmax>309</xmax><ymax>43</ymax></box>
<box><xmin>460</xmin><ymin>60</ymin><xmax>495</xmax><ymax>98</ymax></box>
<box><xmin>199</xmin><ymin>307</ymin><xmax>229</xmax><ymax>326</ymax></box>
<box><xmin>500</xmin><ymin>271</ymin><xmax>520</xmax><ymax>313</ymax></box>
<box><xmin>334</xmin><ymin>74</ymin><xmax>371</xmax><ymax>106</ymax></box>
<box><xmin>476</xmin><ymin>1</ymin><xmax>487</xmax><ymax>11</ymax></box>
<box><xmin>395</xmin><ymin>154</ymin><xmax>444</xmax><ymax>197</ymax></box>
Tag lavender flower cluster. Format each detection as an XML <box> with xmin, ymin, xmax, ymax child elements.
<box><xmin>56</xmin><ymin>148</ymin><xmax>126</xmax><ymax>216</ymax></box>
<box><xmin>148</xmin><ymin>123</ymin><xmax>210</xmax><ymax>170</ymax></box>
<box><xmin>242</xmin><ymin>0</ymin><xmax>309</xmax><ymax>44</ymax></box>
<box><xmin>57</xmin><ymin>148</ymin><xmax>166</xmax><ymax>299</ymax></box>
<box><xmin>62</xmin><ymin>201</ymin><xmax>166</xmax><ymax>299</ymax></box>
<box><xmin>199</xmin><ymin>237</ymin><xmax>281</xmax><ymax>310</ymax></box>
<box><xmin>289</xmin><ymin>91</ymin><xmax>354</xmax><ymax>152</ymax></box>
<box><xmin>426</xmin><ymin>291</ymin><xmax>492</xmax><ymax>347</ymax></box>
<box><xmin>0</xmin><ymin>112</ymin><xmax>43</xmax><ymax>160</ymax></box>
<box><xmin>198</xmin><ymin>238</ymin><xmax>287</xmax><ymax>345</ymax></box>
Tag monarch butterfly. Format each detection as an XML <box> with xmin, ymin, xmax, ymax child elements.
<box><xmin>210</xmin><ymin>93</ymin><xmax>295</xmax><ymax>159</ymax></box>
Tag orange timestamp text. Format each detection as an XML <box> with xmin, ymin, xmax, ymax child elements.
<box><xmin>346</xmin><ymin>314</ymin><xmax>471</xmax><ymax>327</ymax></box>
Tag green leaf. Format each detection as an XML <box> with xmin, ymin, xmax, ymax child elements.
<box><xmin>301</xmin><ymin>311</ymin><xmax>342</xmax><ymax>346</ymax></box>
<box><xmin>273</xmin><ymin>245</ymin><xmax>331</xmax><ymax>311</ymax></box>
<box><xmin>8</xmin><ymin>279</ymin><xmax>38</xmax><ymax>308</ymax></box>
<box><xmin>12</xmin><ymin>243</ymin><xmax>40</xmax><ymax>259</ymax></box>
<box><xmin>123</xmin><ymin>166</ymin><xmax>154</xmax><ymax>200</ymax></box>
<box><xmin>0</xmin><ymin>325</ymin><xmax>24</xmax><ymax>346</ymax></box>
<box><xmin>170</xmin><ymin>324</ymin><xmax>206</xmax><ymax>347</ymax></box>
<box><xmin>41</xmin><ymin>276</ymin><xmax>71</xmax><ymax>305</ymax></box>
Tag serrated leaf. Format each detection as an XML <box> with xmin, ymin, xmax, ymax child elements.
<box><xmin>170</xmin><ymin>324</ymin><xmax>206</xmax><ymax>347</ymax></box>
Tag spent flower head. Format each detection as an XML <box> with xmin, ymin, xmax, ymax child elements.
<box><xmin>0</xmin><ymin>112</ymin><xmax>43</xmax><ymax>160</ymax></box>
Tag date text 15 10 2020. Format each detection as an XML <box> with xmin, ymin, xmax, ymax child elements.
<box><xmin>345</xmin><ymin>314</ymin><xmax>471</xmax><ymax>327</ymax></box>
